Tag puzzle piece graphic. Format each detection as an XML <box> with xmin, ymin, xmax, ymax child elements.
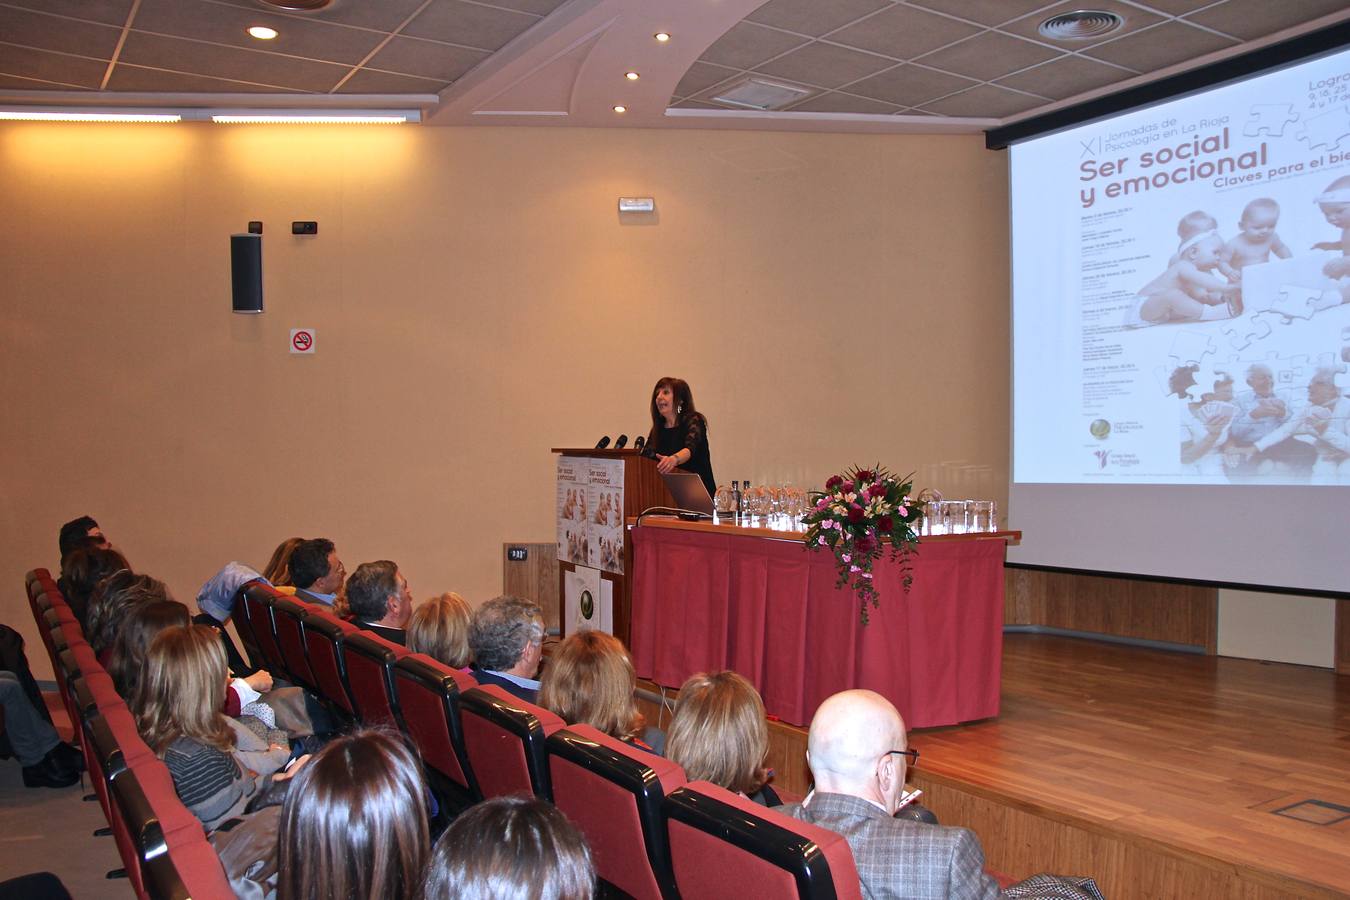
<box><xmin>1269</xmin><ymin>284</ymin><xmax>1322</xmax><ymax>321</ymax></box>
<box><xmin>1316</xmin><ymin>352</ymin><xmax>1348</xmax><ymax>375</ymax></box>
<box><xmin>1220</xmin><ymin>317</ymin><xmax>1272</xmax><ymax>351</ymax></box>
<box><xmin>1168</xmin><ymin>330</ymin><xmax>1217</xmax><ymax>367</ymax></box>
<box><xmin>1244</xmin><ymin>103</ymin><xmax>1298</xmax><ymax>137</ymax></box>
<box><xmin>1297</xmin><ymin>104</ymin><xmax>1350</xmax><ymax>151</ymax></box>
<box><xmin>1342</xmin><ymin>325</ymin><xmax>1350</xmax><ymax>340</ymax></box>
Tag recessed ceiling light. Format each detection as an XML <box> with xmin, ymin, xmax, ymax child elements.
<box><xmin>257</xmin><ymin>0</ymin><xmax>332</xmax><ymax>10</ymax></box>
<box><xmin>625</xmin><ymin>71</ymin><xmax>640</xmax><ymax>81</ymax></box>
<box><xmin>248</xmin><ymin>26</ymin><xmax>278</xmax><ymax>40</ymax></box>
<box><xmin>654</xmin><ymin>32</ymin><xmax>670</xmax><ymax>43</ymax></box>
<box><xmin>613</xmin><ymin>105</ymin><xmax>627</xmax><ymax>114</ymax></box>
<box><xmin>1038</xmin><ymin>10</ymin><xmax>1124</xmax><ymax>40</ymax></box>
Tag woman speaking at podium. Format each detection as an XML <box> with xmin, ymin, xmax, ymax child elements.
<box><xmin>647</xmin><ymin>377</ymin><xmax>717</xmax><ymax>500</ymax></box>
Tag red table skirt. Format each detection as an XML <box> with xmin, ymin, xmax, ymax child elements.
<box><xmin>630</xmin><ymin>525</ymin><xmax>1004</xmax><ymax>729</ymax></box>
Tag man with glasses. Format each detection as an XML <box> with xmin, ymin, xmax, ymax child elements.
<box><xmin>783</xmin><ymin>689</ymin><xmax>1000</xmax><ymax>899</ymax></box>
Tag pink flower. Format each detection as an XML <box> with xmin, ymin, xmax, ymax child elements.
<box><xmin>897</xmin><ymin>506</ymin><xmax>908</xmax><ymax>517</ymax></box>
<box><xmin>816</xmin><ymin>498</ymin><xmax>828</xmax><ymax>510</ymax></box>
<box><xmin>840</xmin><ymin>553</ymin><xmax>852</xmax><ymax>563</ymax></box>
<box><xmin>849</xmin><ymin>565</ymin><xmax>861</xmax><ymax>573</ymax></box>
<box><xmin>862</xmin><ymin>572</ymin><xmax>872</xmax><ymax>579</ymax></box>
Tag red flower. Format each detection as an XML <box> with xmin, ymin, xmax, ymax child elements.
<box><xmin>856</xmin><ymin>535</ymin><xmax>877</xmax><ymax>552</ymax></box>
<box><xmin>879</xmin><ymin>516</ymin><xmax>894</xmax><ymax>533</ymax></box>
<box><xmin>856</xmin><ymin>469</ymin><xmax>874</xmax><ymax>482</ymax></box>
<box><xmin>825</xmin><ymin>475</ymin><xmax>844</xmax><ymax>490</ymax></box>
<box><xmin>848</xmin><ymin>507</ymin><xmax>864</xmax><ymax>523</ymax></box>
<box><xmin>871</xmin><ymin>481</ymin><xmax>886</xmax><ymax>496</ymax></box>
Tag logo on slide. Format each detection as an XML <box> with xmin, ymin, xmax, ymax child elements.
<box><xmin>580</xmin><ymin>590</ymin><xmax>594</xmax><ymax>620</ymax></box>
<box><xmin>1093</xmin><ymin>450</ymin><xmax>1112</xmax><ymax>469</ymax></box>
<box><xmin>1089</xmin><ymin>419</ymin><xmax>1111</xmax><ymax>439</ymax></box>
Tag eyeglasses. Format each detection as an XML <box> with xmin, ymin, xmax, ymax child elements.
<box><xmin>884</xmin><ymin>748</ymin><xmax>919</xmax><ymax>766</ymax></box>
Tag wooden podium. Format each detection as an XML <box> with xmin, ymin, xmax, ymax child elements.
<box><xmin>552</xmin><ymin>447</ymin><xmax>675</xmax><ymax>646</ymax></box>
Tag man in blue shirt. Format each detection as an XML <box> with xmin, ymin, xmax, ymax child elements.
<box><xmin>291</xmin><ymin>538</ymin><xmax>346</xmax><ymax>606</ymax></box>
<box><xmin>468</xmin><ymin>596</ymin><xmax>544</xmax><ymax>702</ymax></box>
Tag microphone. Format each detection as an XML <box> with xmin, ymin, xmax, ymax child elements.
<box><xmin>634</xmin><ymin>435</ymin><xmax>645</xmax><ymax>452</ymax></box>
<box><xmin>614</xmin><ymin>434</ymin><xmax>629</xmax><ymax>449</ymax></box>
<box><xmin>595</xmin><ymin>435</ymin><xmax>611</xmax><ymax>449</ymax></box>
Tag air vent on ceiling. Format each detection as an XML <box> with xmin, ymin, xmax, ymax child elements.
<box><xmin>1037</xmin><ymin>10</ymin><xmax>1125</xmax><ymax>40</ymax></box>
<box><xmin>711</xmin><ymin>78</ymin><xmax>813</xmax><ymax>111</ymax></box>
<box><xmin>257</xmin><ymin>0</ymin><xmax>333</xmax><ymax>11</ymax></box>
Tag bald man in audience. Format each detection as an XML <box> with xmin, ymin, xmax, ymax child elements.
<box><xmin>784</xmin><ymin>690</ymin><xmax>1000</xmax><ymax>900</ymax></box>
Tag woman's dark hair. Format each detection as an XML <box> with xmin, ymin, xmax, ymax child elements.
<box><xmin>108</xmin><ymin>599</ymin><xmax>190</xmax><ymax>698</ymax></box>
<box><xmin>87</xmin><ymin>570</ymin><xmax>169</xmax><ymax>657</ymax></box>
<box><xmin>646</xmin><ymin>377</ymin><xmax>704</xmax><ymax>445</ymax></box>
<box><xmin>60</xmin><ymin>546</ymin><xmax>131</xmax><ymax>626</ymax></box>
<box><xmin>426</xmin><ymin>795</ymin><xmax>594</xmax><ymax>900</ymax></box>
<box><xmin>262</xmin><ymin>537</ymin><xmax>305</xmax><ymax>586</ymax></box>
<box><xmin>278</xmin><ymin>730</ymin><xmax>429</xmax><ymax>900</ymax></box>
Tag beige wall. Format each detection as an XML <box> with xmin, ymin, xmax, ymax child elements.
<box><xmin>0</xmin><ymin>123</ymin><xmax>1010</xmax><ymax>676</ymax></box>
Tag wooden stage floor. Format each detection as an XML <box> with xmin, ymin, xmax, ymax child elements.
<box><xmin>643</xmin><ymin>633</ymin><xmax>1350</xmax><ymax>899</ymax></box>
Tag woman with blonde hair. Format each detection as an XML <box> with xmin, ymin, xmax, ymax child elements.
<box><xmin>277</xmin><ymin>729</ymin><xmax>429</xmax><ymax>900</ymax></box>
<box><xmin>538</xmin><ymin>630</ymin><xmax>663</xmax><ymax>754</ymax></box>
<box><xmin>407</xmin><ymin>592</ymin><xmax>473</xmax><ymax>670</ymax></box>
<box><xmin>665</xmin><ymin>670</ymin><xmax>780</xmax><ymax>806</ymax></box>
<box><xmin>132</xmin><ymin>625</ymin><xmax>297</xmax><ymax>829</ymax></box>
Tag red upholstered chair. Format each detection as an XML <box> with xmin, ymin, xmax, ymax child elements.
<box><xmin>227</xmin><ymin>581</ymin><xmax>267</xmax><ymax>674</ymax></box>
<box><xmin>547</xmin><ymin>724</ymin><xmax>686</xmax><ymax>900</ymax></box>
<box><xmin>301</xmin><ymin>609</ymin><xmax>360</xmax><ymax>718</ymax></box>
<box><xmin>665</xmin><ymin>782</ymin><xmax>864</xmax><ymax>900</ymax></box>
<box><xmin>239</xmin><ymin>584</ymin><xmax>287</xmax><ymax>677</ymax></box>
<box><xmin>342</xmin><ymin>631</ymin><xmax>407</xmax><ymax>728</ymax></box>
<box><xmin>271</xmin><ymin>595</ymin><xmax>319</xmax><ymax>692</ymax></box>
<box><xmin>459</xmin><ymin>685</ymin><xmax>565</xmax><ymax>801</ymax></box>
<box><xmin>392</xmin><ymin>654</ymin><xmax>480</xmax><ymax>811</ymax></box>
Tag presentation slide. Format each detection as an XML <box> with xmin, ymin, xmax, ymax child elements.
<box><xmin>1012</xmin><ymin>47</ymin><xmax>1350</xmax><ymax>488</ymax></box>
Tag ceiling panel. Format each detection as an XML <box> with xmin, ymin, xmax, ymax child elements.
<box><xmin>334</xmin><ymin>67</ymin><xmax>448</xmax><ymax>95</ymax></box>
<box><xmin>919</xmin><ymin>83</ymin><xmax>1046</xmax><ymax>117</ymax></box>
<box><xmin>916</xmin><ymin>30</ymin><xmax>1061</xmax><ymax>82</ymax></box>
<box><xmin>117</xmin><ymin>30</ymin><xmax>349</xmax><ymax>93</ymax></box>
<box><xmin>699</xmin><ymin>21</ymin><xmax>809</xmax><ymax>70</ymax></box>
<box><xmin>209</xmin><ymin>0</ymin><xmax>430</xmax><ymax>32</ymax></box>
<box><xmin>906</xmin><ymin>0</ymin><xmax>1060</xmax><ymax>28</ymax></box>
<box><xmin>788</xmin><ymin>91</ymin><xmax>902</xmax><ymax>114</ymax></box>
<box><xmin>995</xmin><ymin>54</ymin><xmax>1134</xmax><ymax>101</ymax></box>
<box><xmin>106</xmin><ymin>62</ymin><xmax>291</xmax><ymax>92</ymax></box>
<box><xmin>366</xmin><ymin>35</ymin><xmax>488</xmax><ymax>82</ymax></box>
<box><xmin>754</xmin><ymin>41</ymin><xmax>895</xmax><ymax>90</ymax></box>
<box><xmin>0</xmin><ymin>44</ymin><xmax>108</xmax><ymax>89</ymax></box>
<box><xmin>0</xmin><ymin>0</ymin><xmax>133</xmax><ymax>27</ymax></box>
<box><xmin>744</xmin><ymin>0</ymin><xmax>891</xmax><ymax>38</ymax></box>
<box><xmin>847</xmin><ymin>63</ymin><xmax>979</xmax><ymax>108</ymax></box>
<box><xmin>1084</xmin><ymin>20</ymin><xmax>1239</xmax><ymax>72</ymax></box>
<box><xmin>131</xmin><ymin>0</ymin><xmax>386</xmax><ymax>66</ymax></box>
<box><xmin>828</xmin><ymin>5</ymin><xmax>982</xmax><ymax>60</ymax></box>
<box><xmin>673</xmin><ymin>61</ymin><xmax>740</xmax><ymax>100</ymax></box>
<box><xmin>0</xmin><ymin>6</ymin><xmax>124</xmax><ymax>59</ymax></box>
<box><xmin>402</xmin><ymin>0</ymin><xmax>541</xmax><ymax>52</ymax></box>
<box><xmin>999</xmin><ymin>0</ymin><xmax>1165</xmax><ymax>49</ymax></box>
<box><xmin>1183</xmin><ymin>0</ymin><xmax>1350</xmax><ymax>42</ymax></box>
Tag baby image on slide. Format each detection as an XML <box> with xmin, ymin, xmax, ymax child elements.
<box><xmin>1221</xmin><ymin>198</ymin><xmax>1291</xmax><ymax>272</ymax></box>
<box><xmin>1124</xmin><ymin>210</ymin><xmax>1240</xmax><ymax>327</ymax></box>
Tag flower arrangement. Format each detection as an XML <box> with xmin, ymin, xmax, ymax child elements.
<box><xmin>802</xmin><ymin>465</ymin><xmax>923</xmax><ymax>624</ymax></box>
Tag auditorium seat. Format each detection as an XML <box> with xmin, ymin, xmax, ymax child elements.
<box><xmin>341</xmin><ymin>631</ymin><xmax>407</xmax><ymax>728</ymax></box>
<box><xmin>227</xmin><ymin>581</ymin><xmax>266</xmax><ymax>673</ymax></box>
<box><xmin>301</xmin><ymin>609</ymin><xmax>360</xmax><ymax>718</ymax></box>
<box><xmin>665</xmin><ymin>781</ymin><xmax>863</xmax><ymax>900</ymax></box>
<box><xmin>271</xmin><ymin>595</ymin><xmax>320</xmax><ymax>693</ymax></box>
<box><xmin>458</xmin><ymin>685</ymin><xmax>565</xmax><ymax>801</ymax></box>
<box><xmin>239</xmin><ymin>584</ymin><xmax>288</xmax><ymax>677</ymax></box>
<box><xmin>392</xmin><ymin>654</ymin><xmax>480</xmax><ymax>812</ymax></box>
<box><xmin>547</xmin><ymin>724</ymin><xmax>686</xmax><ymax>900</ymax></box>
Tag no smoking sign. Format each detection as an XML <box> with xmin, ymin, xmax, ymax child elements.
<box><xmin>289</xmin><ymin>328</ymin><xmax>316</xmax><ymax>355</ymax></box>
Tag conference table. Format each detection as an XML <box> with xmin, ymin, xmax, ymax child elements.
<box><xmin>629</xmin><ymin>516</ymin><xmax>1019</xmax><ymax>729</ymax></box>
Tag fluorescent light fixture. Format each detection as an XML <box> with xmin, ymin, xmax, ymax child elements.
<box><xmin>210</xmin><ymin>112</ymin><xmax>418</xmax><ymax>124</ymax></box>
<box><xmin>0</xmin><ymin>110</ymin><xmax>180</xmax><ymax>122</ymax></box>
<box><xmin>248</xmin><ymin>26</ymin><xmax>279</xmax><ymax>40</ymax></box>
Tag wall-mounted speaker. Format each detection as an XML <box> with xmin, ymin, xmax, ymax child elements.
<box><xmin>230</xmin><ymin>233</ymin><xmax>263</xmax><ymax>314</ymax></box>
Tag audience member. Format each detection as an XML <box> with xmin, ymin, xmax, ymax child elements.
<box><xmin>783</xmin><ymin>689</ymin><xmax>1000</xmax><ymax>900</ymax></box>
<box><xmin>539</xmin><ymin>630</ymin><xmax>662</xmax><ymax>753</ymax></box>
<box><xmin>346</xmin><ymin>560</ymin><xmax>414</xmax><ymax>645</ymax></box>
<box><xmin>289</xmin><ymin>538</ymin><xmax>345</xmax><ymax>607</ymax></box>
<box><xmin>0</xmin><ymin>670</ymin><xmax>82</xmax><ymax>788</ymax></box>
<box><xmin>86</xmin><ymin>569</ymin><xmax>168</xmax><ymax>660</ymax></box>
<box><xmin>57</xmin><ymin>515</ymin><xmax>108</xmax><ymax>558</ymax></box>
<box><xmin>666</xmin><ymin>670</ymin><xmax>777</xmax><ymax>805</ymax></box>
<box><xmin>468</xmin><ymin>596</ymin><xmax>544</xmax><ymax>702</ymax></box>
<box><xmin>406</xmin><ymin>592</ymin><xmax>473</xmax><ymax>669</ymax></box>
<box><xmin>107</xmin><ymin>599</ymin><xmax>190</xmax><ymax>698</ymax></box>
<box><xmin>58</xmin><ymin>545</ymin><xmax>130</xmax><ymax>627</ymax></box>
<box><xmin>132</xmin><ymin>625</ymin><xmax>294</xmax><ymax>830</ymax></box>
<box><xmin>261</xmin><ymin>537</ymin><xmax>305</xmax><ymax>587</ymax></box>
<box><xmin>277</xmin><ymin>730</ymin><xmax>428</xmax><ymax>900</ymax></box>
<box><xmin>425</xmin><ymin>795</ymin><xmax>594</xmax><ymax>900</ymax></box>
<box><xmin>194</xmin><ymin>561</ymin><xmax>270</xmax><ymax>679</ymax></box>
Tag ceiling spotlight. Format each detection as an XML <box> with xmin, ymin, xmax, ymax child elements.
<box><xmin>613</xmin><ymin>105</ymin><xmax>627</xmax><ymax>114</ymax></box>
<box><xmin>248</xmin><ymin>26</ymin><xmax>279</xmax><ymax>40</ymax></box>
<box><xmin>257</xmin><ymin>0</ymin><xmax>332</xmax><ymax>10</ymax></box>
<box><xmin>625</xmin><ymin>71</ymin><xmax>640</xmax><ymax>81</ymax></box>
<box><xmin>654</xmin><ymin>32</ymin><xmax>670</xmax><ymax>43</ymax></box>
